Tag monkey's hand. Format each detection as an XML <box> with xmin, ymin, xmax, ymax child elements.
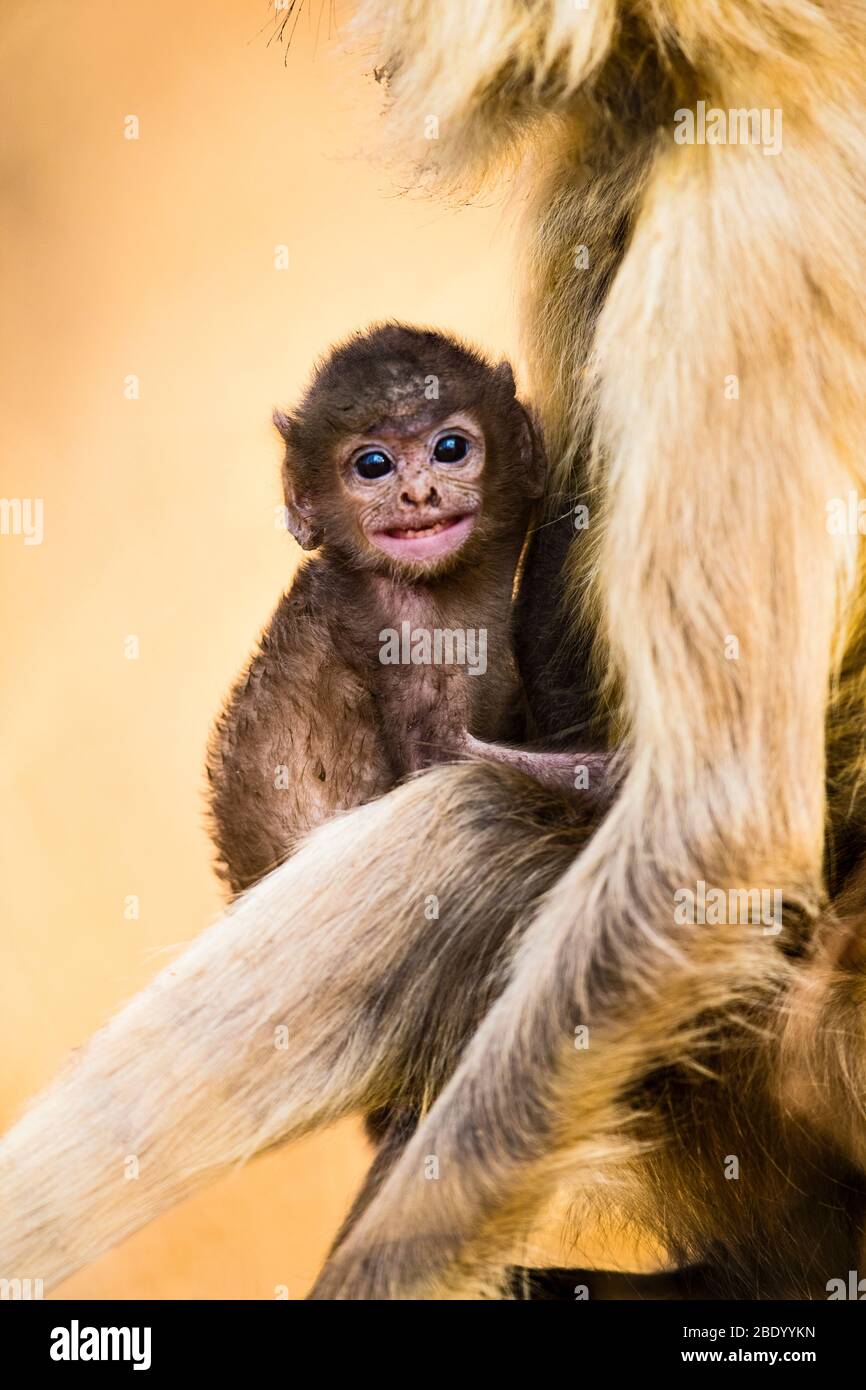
<box><xmin>458</xmin><ymin>731</ymin><xmax>615</xmax><ymax>805</ymax></box>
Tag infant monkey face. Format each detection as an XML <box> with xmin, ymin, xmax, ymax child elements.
<box><xmin>340</xmin><ymin>410</ymin><xmax>485</xmax><ymax>567</ymax></box>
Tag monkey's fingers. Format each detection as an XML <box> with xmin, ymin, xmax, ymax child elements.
<box><xmin>460</xmin><ymin>731</ymin><xmax>615</xmax><ymax>804</ymax></box>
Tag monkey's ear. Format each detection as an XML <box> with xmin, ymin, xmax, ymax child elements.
<box><xmin>496</xmin><ymin>362</ymin><xmax>546</xmax><ymax>496</ymax></box>
<box><xmin>273</xmin><ymin>408</ymin><xmax>294</xmax><ymax>442</ymax></box>
<box><xmin>282</xmin><ymin>471</ymin><xmax>324</xmax><ymax>551</ymax></box>
<box><xmin>274</xmin><ymin>409</ymin><xmax>324</xmax><ymax>549</ymax></box>
<box><xmin>518</xmin><ymin>408</ymin><xmax>547</xmax><ymax>500</ymax></box>
<box><xmin>494</xmin><ymin>360</ymin><xmax>516</xmax><ymax>395</ymax></box>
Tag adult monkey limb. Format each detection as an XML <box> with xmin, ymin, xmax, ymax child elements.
<box><xmin>307</xmin><ymin>0</ymin><xmax>866</xmax><ymax>1296</ymax></box>
<box><xmin>0</xmin><ymin>769</ymin><xmax>594</xmax><ymax>1291</ymax></box>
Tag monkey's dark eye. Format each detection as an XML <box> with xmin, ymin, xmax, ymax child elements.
<box><xmin>355</xmin><ymin>449</ymin><xmax>393</xmax><ymax>480</ymax></box>
<box><xmin>433</xmin><ymin>434</ymin><xmax>470</xmax><ymax>464</ymax></box>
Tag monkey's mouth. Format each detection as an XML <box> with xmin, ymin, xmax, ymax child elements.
<box><xmin>370</xmin><ymin>513</ymin><xmax>477</xmax><ymax>561</ymax></box>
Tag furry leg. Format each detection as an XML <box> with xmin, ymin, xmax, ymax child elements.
<box><xmin>0</xmin><ymin>765</ymin><xmax>588</xmax><ymax>1291</ymax></box>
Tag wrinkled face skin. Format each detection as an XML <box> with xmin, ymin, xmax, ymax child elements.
<box><xmin>337</xmin><ymin>409</ymin><xmax>488</xmax><ymax>572</ymax></box>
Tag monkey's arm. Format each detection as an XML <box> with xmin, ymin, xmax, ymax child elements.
<box><xmin>207</xmin><ymin>583</ymin><xmax>392</xmax><ymax>893</ymax></box>
<box><xmin>460</xmin><ymin>731</ymin><xmax>616</xmax><ymax>804</ymax></box>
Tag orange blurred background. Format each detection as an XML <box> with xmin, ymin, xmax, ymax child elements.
<box><xmin>0</xmin><ymin>0</ymin><xmax>524</xmax><ymax>1297</ymax></box>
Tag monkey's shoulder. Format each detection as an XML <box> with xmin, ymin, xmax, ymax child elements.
<box><xmin>255</xmin><ymin>561</ymin><xmax>381</xmax><ymax>684</ymax></box>
<box><xmin>211</xmin><ymin>565</ymin><xmax>384</xmax><ymax>765</ymax></box>
<box><xmin>206</xmin><ymin>563</ymin><xmax>394</xmax><ymax>881</ymax></box>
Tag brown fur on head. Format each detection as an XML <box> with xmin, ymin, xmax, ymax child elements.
<box><xmin>273</xmin><ymin>323</ymin><xmax>544</xmax><ymax>577</ymax></box>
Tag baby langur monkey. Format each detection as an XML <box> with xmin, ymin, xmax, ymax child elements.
<box><xmin>208</xmin><ymin>323</ymin><xmax>605</xmax><ymax>895</ymax></box>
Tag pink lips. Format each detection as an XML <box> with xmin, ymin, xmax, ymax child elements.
<box><xmin>369</xmin><ymin>512</ymin><xmax>477</xmax><ymax>561</ymax></box>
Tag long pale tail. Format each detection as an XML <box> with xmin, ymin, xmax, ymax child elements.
<box><xmin>0</xmin><ymin>764</ymin><xmax>587</xmax><ymax>1292</ymax></box>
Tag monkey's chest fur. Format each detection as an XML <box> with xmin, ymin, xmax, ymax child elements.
<box><xmin>207</xmin><ymin>561</ymin><xmax>522</xmax><ymax>894</ymax></box>
<box><xmin>369</xmin><ymin>579</ymin><xmax>521</xmax><ymax>773</ymax></box>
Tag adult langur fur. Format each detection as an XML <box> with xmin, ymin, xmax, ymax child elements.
<box><xmin>3</xmin><ymin>0</ymin><xmax>866</xmax><ymax>1299</ymax></box>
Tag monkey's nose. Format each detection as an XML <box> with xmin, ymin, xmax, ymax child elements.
<box><xmin>401</xmin><ymin>485</ymin><xmax>440</xmax><ymax>508</ymax></box>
